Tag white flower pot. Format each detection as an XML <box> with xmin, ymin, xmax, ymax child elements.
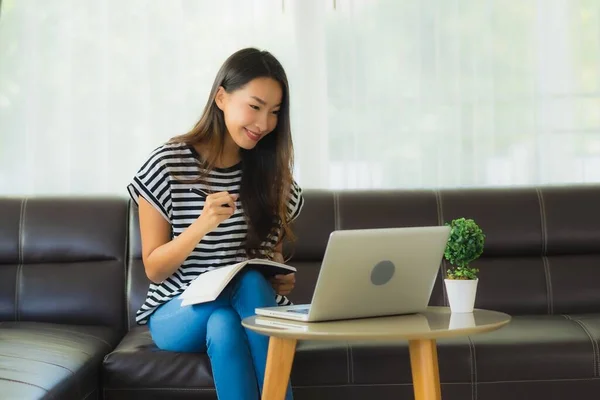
<box><xmin>444</xmin><ymin>278</ymin><xmax>478</xmax><ymax>313</ymax></box>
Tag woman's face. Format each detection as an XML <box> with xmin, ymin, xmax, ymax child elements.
<box><xmin>216</xmin><ymin>77</ymin><xmax>283</xmax><ymax>150</ymax></box>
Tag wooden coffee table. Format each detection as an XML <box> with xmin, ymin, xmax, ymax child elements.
<box><xmin>242</xmin><ymin>306</ymin><xmax>510</xmax><ymax>400</ymax></box>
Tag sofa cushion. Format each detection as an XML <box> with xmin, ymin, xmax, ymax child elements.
<box><xmin>0</xmin><ymin>321</ymin><xmax>120</xmax><ymax>399</ymax></box>
<box><xmin>102</xmin><ymin>326</ymin><xmax>350</xmax><ymax>399</ymax></box>
<box><xmin>102</xmin><ymin>326</ymin><xmax>213</xmax><ymax>393</ymax></box>
<box><xmin>104</xmin><ymin>315</ymin><xmax>599</xmax><ymax>399</ymax></box>
<box><xmin>0</xmin><ymin>198</ymin><xmax>128</xmax><ymax>332</ymax></box>
<box><xmin>355</xmin><ymin>315</ymin><xmax>596</xmax><ymax>385</ymax></box>
<box><xmin>470</xmin><ymin>315</ymin><xmax>595</xmax><ymax>382</ymax></box>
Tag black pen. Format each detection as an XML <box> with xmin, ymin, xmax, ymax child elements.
<box><xmin>188</xmin><ymin>188</ymin><xmax>231</xmax><ymax>208</ymax></box>
<box><xmin>189</xmin><ymin>188</ymin><xmax>210</xmax><ymax>197</ymax></box>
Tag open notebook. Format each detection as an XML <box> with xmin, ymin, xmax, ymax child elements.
<box><xmin>179</xmin><ymin>259</ymin><xmax>296</xmax><ymax>306</ymax></box>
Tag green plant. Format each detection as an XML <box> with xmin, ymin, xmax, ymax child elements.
<box><xmin>444</xmin><ymin>218</ymin><xmax>485</xmax><ymax>280</ymax></box>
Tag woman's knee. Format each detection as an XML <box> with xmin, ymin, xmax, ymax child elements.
<box><xmin>206</xmin><ymin>307</ymin><xmax>246</xmax><ymax>351</ymax></box>
<box><xmin>236</xmin><ymin>269</ymin><xmax>272</xmax><ymax>294</ymax></box>
<box><xmin>149</xmin><ymin>304</ymin><xmax>209</xmax><ymax>353</ymax></box>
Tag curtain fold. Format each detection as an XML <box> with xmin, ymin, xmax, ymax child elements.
<box><xmin>0</xmin><ymin>0</ymin><xmax>598</xmax><ymax>195</ymax></box>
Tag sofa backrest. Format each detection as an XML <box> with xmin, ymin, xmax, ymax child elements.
<box><xmin>282</xmin><ymin>189</ymin><xmax>449</xmax><ymax>307</ymax></box>
<box><xmin>0</xmin><ymin>197</ymin><xmax>128</xmax><ymax>332</ymax></box>
<box><xmin>293</xmin><ymin>186</ymin><xmax>600</xmax><ymax>316</ymax></box>
<box><xmin>126</xmin><ymin>185</ymin><xmax>600</xmax><ymax>327</ymax></box>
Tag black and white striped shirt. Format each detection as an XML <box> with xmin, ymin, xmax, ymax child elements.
<box><xmin>127</xmin><ymin>142</ymin><xmax>304</xmax><ymax>325</ymax></box>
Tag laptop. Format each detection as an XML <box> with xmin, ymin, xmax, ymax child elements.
<box><xmin>255</xmin><ymin>225</ymin><xmax>451</xmax><ymax>322</ymax></box>
<box><xmin>254</xmin><ymin>317</ymin><xmax>310</xmax><ymax>332</ymax></box>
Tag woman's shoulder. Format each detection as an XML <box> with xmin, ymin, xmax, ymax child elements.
<box><xmin>147</xmin><ymin>141</ymin><xmax>192</xmax><ymax>159</ymax></box>
<box><xmin>140</xmin><ymin>141</ymin><xmax>196</xmax><ymax>168</ymax></box>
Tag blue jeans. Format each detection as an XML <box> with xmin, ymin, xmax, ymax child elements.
<box><xmin>148</xmin><ymin>269</ymin><xmax>294</xmax><ymax>400</ymax></box>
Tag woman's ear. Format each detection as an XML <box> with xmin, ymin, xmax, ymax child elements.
<box><xmin>214</xmin><ymin>86</ymin><xmax>227</xmax><ymax>111</ymax></box>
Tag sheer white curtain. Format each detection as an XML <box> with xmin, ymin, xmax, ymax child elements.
<box><xmin>0</xmin><ymin>0</ymin><xmax>599</xmax><ymax>195</ymax></box>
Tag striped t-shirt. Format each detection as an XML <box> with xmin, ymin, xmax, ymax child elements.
<box><xmin>127</xmin><ymin>142</ymin><xmax>304</xmax><ymax>325</ymax></box>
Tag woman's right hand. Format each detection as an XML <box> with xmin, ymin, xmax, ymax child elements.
<box><xmin>196</xmin><ymin>191</ymin><xmax>239</xmax><ymax>233</ymax></box>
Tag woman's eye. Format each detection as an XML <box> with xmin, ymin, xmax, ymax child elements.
<box><xmin>272</xmin><ymin>110</ymin><xmax>280</xmax><ymax>115</ymax></box>
<box><xmin>250</xmin><ymin>104</ymin><xmax>260</xmax><ymax>110</ymax></box>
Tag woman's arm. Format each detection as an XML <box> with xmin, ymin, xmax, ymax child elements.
<box><xmin>138</xmin><ymin>197</ymin><xmax>210</xmax><ymax>283</ymax></box>
<box><xmin>272</xmin><ymin>241</ymin><xmax>284</xmax><ymax>261</ymax></box>
<box><xmin>138</xmin><ymin>191</ymin><xmax>237</xmax><ymax>283</ymax></box>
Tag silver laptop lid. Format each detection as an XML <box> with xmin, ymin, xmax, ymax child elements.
<box><xmin>307</xmin><ymin>226</ymin><xmax>451</xmax><ymax>322</ymax></box>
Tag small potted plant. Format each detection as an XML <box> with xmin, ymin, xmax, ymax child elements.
<box><xmin>444</xmin><ymin>217</ymin><xmax>485</xmax><ymax>313</ymax></box>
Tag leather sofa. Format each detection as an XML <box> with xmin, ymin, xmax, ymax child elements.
<box><xmin>0</xmin><ymin>198</ymin><xmax>128</xmax><ymax>399</ymax></box>
<box><xmin>2</xmin><ymin>185</ymin><xmax>600</xmax><ymax>399</ymax></box>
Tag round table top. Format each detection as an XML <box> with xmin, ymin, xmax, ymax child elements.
<box><xmin>242</xmin><ymin>307</ymin><xmax>511</xmax><ymax>341</ymax></box>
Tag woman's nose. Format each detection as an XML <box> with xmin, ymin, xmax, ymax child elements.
<box><xmin>255</xmin><ymin>112</ymin><xmax>268</xmax><ymax>132</ymax></box>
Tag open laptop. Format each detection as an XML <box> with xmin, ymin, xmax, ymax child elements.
<box><xmin>255</xmin><ymin>225</ymin><xmax>451</xmax><ymax>322</ymax></box>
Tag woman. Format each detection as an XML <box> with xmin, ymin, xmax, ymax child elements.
<box><xmin>127</xmin><ymin>48</ymin><xmax>303</xmax><ymax>400</ymax></box>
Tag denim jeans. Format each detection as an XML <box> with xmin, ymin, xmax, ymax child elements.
<box><xmin>148</xmin><ymin>269</ymin><xmax>294</xmax><ymax>400</ymax></box>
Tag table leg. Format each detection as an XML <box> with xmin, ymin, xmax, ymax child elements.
<box><xmin>262</xmin><ymin>337</ymin><xmax>297</xmax><ymax>400</ymax></box>
<box><xmin>408</xmin><ymin>339</ymin><xmax>442</xmax><ymax>400</ymax></box>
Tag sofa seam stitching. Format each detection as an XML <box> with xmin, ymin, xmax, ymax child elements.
<box><xmin>573</xmin><ymin>319</ymin><xmax>599</xmax><ymax>378</ymax></box>
<box><xmin>467</xmin><ymin>336</ymin><xmax>474</xmax><ymax>400</ymax></box>
<box><xmin>467</xmin><ymin>336</ymin><xmax>477</xmax><ymax>400</ymax></box>
<box><xmin>103</xmin><ymin>388</ymin><xmax>217</xmax><ymax>392</ymax></box>
<box><xmin>0</xmin><ymin>354</ymin><xmax>74</xmax><ymax>373</ymax></box>
<box><xmin>333</xmin><ymin>191</ymin><xmax>341</xmax><ymax>231</ymax></box>
<box><xmin>0</xmin><ymin>377</ymin><xmax>47</xmax><ymax>392</ymax></box>
<box><xmin>349</xmin><ymin>342</ymin><xmax>354</xmax><ymax>383</ymax></box>
<box><xmin>19</xmin><ymin>199</ymin><xmax>25</xmax><ymax>265</ymax></box>
<box><xmin>536</xmin><ymin>188</ymin><xmax>552</xmax><ymax>315</ymax></box>
<box><xmin>543</xmin><ymin>255</ymin><xmax>553</xmax><ymax>315</ymax></box>
<box><xmin>103</xmin><ymin>377</ymin><xmax>600</xmax><ymax>391</ymax></box>
<box><xmin>548</xmin><ymin>256</ymin><xmax>554</xmax><ymax>315</ymax></box>
<box><xmin>543</xmin><ymin>204</ymin><xmax>553</xmax><ymax>314</ymax></box>
<box><xmin>536</xmin><ymin>188</ymin><xmax>548</xmax><ymax>255</ymax></box>
<box><xmin>564</xmin><ymin>314</ymin><xmax>598</xmax><ymax>377</ymax></box>
<box><xmin>16</xmin><ymin>198</ymin><xmax>26</xmax><ymax>322</ymax></box>
<box><xmin>125</xmin><ymin>200</ymin><xmax>131</xmax><ymax>331</ymax></box>
<box><xmin>434</xmin><ymin>189</ymin><xmax>447</xmax><ymax>306</ymax></box>
<box><xmin>81</xmin><ymin>388</ymin><xmax>97</xmax><ymax>400</ymax></box>
<box><xmin>345</xmin><ymin>342</ymin><xmax>350</xmax><ymax>384</ymax></box>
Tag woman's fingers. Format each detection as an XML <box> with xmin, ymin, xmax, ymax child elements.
<box><xmin>207</xmin><ymin>191</ymin><xmax>238</xmax><ymax>212</ymax></box>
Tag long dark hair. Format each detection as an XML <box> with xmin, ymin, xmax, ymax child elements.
<box><xmin>170</xmin><ymin>48</ymin><xmax>295</xmax><ymax>257</ymax></box>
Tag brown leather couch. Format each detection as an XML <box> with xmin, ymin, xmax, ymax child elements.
<box><xmin>2</xmin><ymin>185</ymin><xmax>600</xmax><ymax>399</ymax></box>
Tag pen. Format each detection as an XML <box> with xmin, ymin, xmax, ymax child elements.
<box><xmin>188</xmin><ymin>188</ymin><xmax>231</xmax><ymax>208</ymax></box>
<box><xmin>189</xmin><ymin>188</ymin><xmax>210</xmax><ymax>197</ymax></box>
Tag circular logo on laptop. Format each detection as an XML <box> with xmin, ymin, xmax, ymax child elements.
<box><xmin>371</xmin><ymin>260</ymin><xmax>395</xmax><ymax>285</ymax></box>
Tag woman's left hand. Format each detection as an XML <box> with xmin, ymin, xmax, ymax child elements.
<box><xmin>270</xmin><ymin>272</ymin><xmax>296</xmax><ymax>296</ymax></box>
<box><xmin>269</xmin><ymin>252</ymin><xmax>295</xmax><ymax>295</ymax></box>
